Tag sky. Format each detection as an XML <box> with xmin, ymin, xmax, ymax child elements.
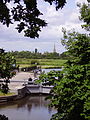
<box><xmin>0</xmin><ymin>0</ymin><xmax>88</xmax><ymax>53</ymax></box>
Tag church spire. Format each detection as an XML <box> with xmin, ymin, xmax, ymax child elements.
<box><xmin>53</xmin><ymin>43</ymin><xmax>56</xmax><ymax>53</ymax></box>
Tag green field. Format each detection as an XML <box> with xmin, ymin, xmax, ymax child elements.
<box><xmin>16</xmin><ymin>59</ymin><xmax>67</xmax><ymax>68</ymax></box>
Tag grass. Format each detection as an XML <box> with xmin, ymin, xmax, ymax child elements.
<box><xmin>16</xmin><ymin>58</ymin><xmax>67</xmax><ymax>68</ymax></box>
<box><xmin>0</xmin><ymin>91</ymin><xmax>16</xmax><ymax>97</ymax></box>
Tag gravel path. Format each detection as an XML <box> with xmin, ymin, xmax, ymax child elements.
<box><xmin>8</xmin><ymin>72</ymin><xmax>34</xmax><ymax>93</ymax></box>
<box><xmin>10</xmin><ymin>72</ymin><xmax>34</xmax><ymax>81</ymax></box>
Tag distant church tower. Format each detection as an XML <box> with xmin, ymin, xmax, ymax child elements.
<box><xmin>53</xmin><ymin>44</ymin><xmax>56</xmax><ymax>53</ymax></box>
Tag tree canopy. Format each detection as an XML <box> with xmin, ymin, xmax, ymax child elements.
<box><xmin>39</xmin><ymin>1</ymin><xmax>90</xmax><ymax>120</ymax></box>
<box><xmin>40</xmin><ymin>31</ymin><xmax>90</xmax><ymax>120</ymax></box>
<box><xmin>0</xmin><ymin>114</ymin><xmax>8</xmax><ymax>120</ymax></box>
<box><xmin>0</xmin><ymin>49</ymin><xmax>16</xmax><ymax>93</ymax></box>
<box><xmin>0</xmin><ymin>0</ymin><xmax>66</xmax><ymax>38</ymax></box>
<box><xmin>9</xmin><ymin>50</ymin><xmax>65</xmax><ymax>59</ymax></box>
<box><xmin>79</xmin><ymin>1</ymin><xmax>90</xmax><ymax>31</ymax></box>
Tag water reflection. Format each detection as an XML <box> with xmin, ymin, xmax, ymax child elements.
<box><xmin>0</xmin><ymin>95</ymin><xmax>56</xmax><ymax>120</ymax></box>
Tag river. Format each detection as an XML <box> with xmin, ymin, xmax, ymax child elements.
<box><xmin>0</xmin><ymin>95</ymin><xmax>56</xmax><ymax>120</ymax></box>
<box><xmin>42</xmin><ymin>68</ymin><xmax>61</xmax><ymax>73</ymax></box>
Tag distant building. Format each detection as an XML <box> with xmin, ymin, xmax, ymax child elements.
<box><xmin>53</xmin><ymin>44</ymin><xmax>56</xmax><ymax>53</ymax></box>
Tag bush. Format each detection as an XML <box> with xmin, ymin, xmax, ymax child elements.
<box><xmin>0</xmin><ymin>114</ymin><xmax>8</xmax><ymax>120</ymax></box>
<box><xmin>31</xmin><ymin>60</ymin><xmax>39</xmax><ymax>65</ymax></box>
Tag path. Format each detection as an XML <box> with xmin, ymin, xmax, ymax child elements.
<box><xmin>9</xmin><ymin>72</ymin><xmax>34</xmax><ymax>93</ymax></box>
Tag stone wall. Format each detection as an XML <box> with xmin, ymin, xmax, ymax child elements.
<box><xmin>0</xmin><ymin>87</ymin><xmax>28</xmax><ymax>104</ymax></box>
<box><xmin>18</xmin><ymin>86</ymin><xmax>30</xmax><ymax>97</ymax></box>
<box><xmin>0</xmin><ymin>95</ymin><xmax>18</xmax><ymax>104</ymax></box>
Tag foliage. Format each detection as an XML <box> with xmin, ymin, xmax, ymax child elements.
<box><xmin>31</xmin><ymin>59</ymin><xmax>39</xmax><ymax>65</ymax></box>
<box><xmin>0</xmin><ymin>91</ymin><xmax>15</xmax><ymax>96</ymax></box>
<box><xmin>40</xmin><ymin>31</ymin><xmax>90</xmax><ymax>120</ymax></box>
<box><xmin>10</xmin><ymin>50</ymin><xmax>64</xmax><ymax>59</ymax></box>
<box><xmin>59</xmin><ymin>51</ymin><xmax>72</xmax><ymax>60</ymax></box>
<box><xmin>0</xmin><ymin>49</ymin><xmax>16</xmax><ymax>79</ymax></box>
<box><xmin>0</xmin><ymin>49</ymin><xmax>16</xmax><ymax>94</ymax></box>
<box><xmin>61</xmin><ymin>29</ymin><xmax>90</xmax><ymax>65</ymax></box>
<box><xmin>21</xmin><ymin>64</ymin><xmax>37</xmax><ymax>71</ymax></box>
<box><xmin>47</xmin><ymin>1</ymin><xmax>90</xmax><ymax>119</ymax></box>
<box><xmin>79</xmin><ymin>2</ymin><xmax>90</xmax><ymax>31</ymax></box>
<box><xmin>1</xmin><ymin>83</ymin><xmax>9</xmax><ymax>94</ymax></box>
<box><xmin>0</xmin><ymin>0</ymin><xmax>66</xmax><ymax>38</ymax></box>
<box><xmin>0</xmin><ymin>114</ymin><xmax>8</xmax><ymax>120</ymax></box>
<box><xmin>39</xmin><ymin>70</ymin><xmax>62</xmax><ymax>86</ymax></box>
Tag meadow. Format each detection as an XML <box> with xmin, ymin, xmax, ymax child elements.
<box><xmin>16</xmin><ymin>58</ymin><xmax>67</xmax><ymax>68</ymax></box>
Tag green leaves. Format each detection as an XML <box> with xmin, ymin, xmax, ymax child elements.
<box><xmin>41</xmin><ymin>30</ymin><xmax>90</xmax><ymax>120</ymax></box>
<box><xmin>0</xmin><ymin>2</ymin><xmax>12</xmax><ymax>27</ymax></box>
<box><xmin>0</xmin><ymin>0</ymin><xmax>66</xmax><ymax>38</ymax></box>
<box><xmin>0</xmin><ymin>49</ymin><xmax>16</xmax><ymax>93</ymax></box>
<box><xmin>62</xmin><ymin>30</ymin><xmax>90</xmax><ymax>65</ymax></box>
<box><xmin>79</xmin><ymin>3</ymin><xmax>90</xmax><ymax>31</ymax></box>
<box><xmin>44</xmin><ymin>0</ymin><xmax>66</xmax><ymax>10</ymax></box>
<box><xmin>39</xmin><ymin>70</ymin><xmax>62</xmax><ymax>86</ymax></box>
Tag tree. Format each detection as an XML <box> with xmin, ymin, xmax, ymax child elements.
<box><xmin>39</xmin><ymin>0</ymin><xmax>90</xmax><ymax>119</ymax></box>
<box><xmin>39</xmin><ymin>70</ymin><xmax>62</xmax><ymax>86</ymax></box>
<box><xmin>0</xmin><ymin>0</ymin><xmax>66</xmax><ymax>38</ymax></box>
<box><xmin>0</xmin><ymin>114</ymin><xmax>8</xmax><ymax>120</ymax></box>
<box><xmin>40</xmin><ymin>31</ymin><xmax>90</xmax><ymax>120</ymax></box>
<box><xmin>79</xmin><ymin>1</ymin><xmax>90</xmax><ymax>31</ymax></box>
<box><xmin>0</xmin><ymin>49</ymin><xmax>16</xmax><ymax>93</ymax></box>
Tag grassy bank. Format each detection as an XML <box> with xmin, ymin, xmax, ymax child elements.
<box><xmin>0</xmin><ymin>91</ymin><xmax>16</xmax><ymax>97</ymax></box>
<box><xmin>16</xmin><ymin>58</ymin><xmax>67</xmax><ymax>68</ymax></box>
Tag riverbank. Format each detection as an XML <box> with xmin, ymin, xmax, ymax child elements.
<box><xmin>0</xmin><ymin>72</ymin><xmax>34</xmax><ymax>103</ymax></box>
<box><xmin>0</xmin><ymin>69</ymin><xmax>54</xmax><ymax>104</ymax></box>
<box><xmin>0</xmin><ymin>95</ymin><xmax>18</xmax><ymax>104</ymax></box>
<box><xmin>0</xmin><ymin>91</ymin><xmax>16</xmax><ymax>97</ymax></box>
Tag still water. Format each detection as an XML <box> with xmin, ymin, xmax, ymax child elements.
<box><xmin>42</xmin><ymin>68</ymin><xmax>61</xmax><ymax>73</ymax></box>
<box><xmin>0</xmin><ymin>95</ymin><xmax>56</xmax><ymax>120</ymax></box>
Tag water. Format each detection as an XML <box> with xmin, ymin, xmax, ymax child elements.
<box><xmin>0</xmin><ymin>95</ymin><xmax>56</xmax><ymax>120</ymax></box>
<box><xmin>42</xmin><ymin>68</ymin><xmax>61</xmax><ymax>73</ymax></box>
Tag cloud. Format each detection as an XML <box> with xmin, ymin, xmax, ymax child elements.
<box><xmin>0</xmin><ymin>0</ymin><xmax>87</xmax><ymax>53</ymax></box>
<box><xmin>0</xmin><ymin>39</ymin><xmax>65</xmax><ymax>53</ymax></box>
<box><xmin>69</xmin><ymin>10</ymin><xmax>80</xmax><ymax>23</ymax></box>
<box><xmin>75</xmin><ymin>0</ymin><xmax>88</xmax><ymax>4</ymax></box>
<box><xmin>39</xmin><ymin>1</ymin><xmax>85</xmax><ymax>40</ymax></box>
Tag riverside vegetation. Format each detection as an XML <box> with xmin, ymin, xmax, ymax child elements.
<box><xmin>0</xmin><ymin>90</ymin><xmax>15</xmax><ymax>97</ymax></box>
<box><xmin>9</xmin><ymin>50</ymin><xmax>69</xmax><ymax>68</ymax></box>
<box><xmin>16</xmin><ymin>58</ymin><xmax>67</xmax><ymax>68</ymax></box>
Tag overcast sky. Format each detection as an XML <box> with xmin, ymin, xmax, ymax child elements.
<box><xmin>0</xmin><ymin>0</ymin><xmax>88</xmax><ymax>53</ymax></box>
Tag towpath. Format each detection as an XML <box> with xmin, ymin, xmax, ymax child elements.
<box><xmin>9</xmin><ymin>72</ymin><xmax>34</xmax><ymax>93</ymax></box>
